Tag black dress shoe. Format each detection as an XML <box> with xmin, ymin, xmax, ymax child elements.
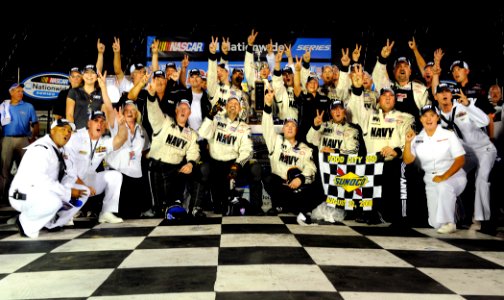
<box><xmin>15</xmin><ymin>216</ymin><xmax>27</xmax><ymax>237</ymax></box>
<box><xmin>46</xmin><ymin>226</ymin><xmax>64</xmax><ymax>233</ymax></box>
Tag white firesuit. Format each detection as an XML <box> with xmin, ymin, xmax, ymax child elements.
<box><xmin>207</xmin><ymin>57</ymin><xmax>249</xmax><ymax>121</ymax></box>
<box><xmin>146</xmin><ymin>96</ymin><xmax>200</xmax><ymax>165</ymax></box>
<box><xmin>199</xmin><ymin>115</ymin><xmax>253</xmax><ymax>166</ymax></box>
<box><xmin>348</xmin><ymin>91</ymin><xmax>414</xmax><ymax>160</ymax></box>
<box><xmin>262</xmin><ymin>108</ymin><xmax>316</xmax><ymax>183</ymax></box>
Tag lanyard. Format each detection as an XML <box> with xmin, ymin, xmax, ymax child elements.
<box><xmin>89</xmin><ymin>137</ymin><xmax>100</xmax><ymax>165</ymax></box>
<box><xmin>130</xmin><ymin>125</ymin><xmax>139</xmax><ymax>144</ymax></box>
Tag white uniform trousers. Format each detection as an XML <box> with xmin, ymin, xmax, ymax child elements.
<box><xmin>424</xmin><ymin>169</ymin><xmax>467</xmax><ymax>229</ymax></box>
<box><xmin>9</xmin><ymin>184</ymin><xmax>89</xmax><ymax>238</ymax></box>
<box><xmin>45</xmin><ymin>183</ymin><xmax>90</xmax><ymax>229</ymax></box>
<box><xmin>464</xmin><ymin>145</ymin><xmax>497</xmax><ymax>221</ymax></box>
<box><xmin>84</xmin><ymin>170</ymin><xmax>123</xmax><ymax>214</ymax></box>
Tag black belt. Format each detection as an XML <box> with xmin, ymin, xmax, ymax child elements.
<box><xmin>10</xmin><ymin>190</ymin><xmax>26</xmax><ymax>200</ymax></box>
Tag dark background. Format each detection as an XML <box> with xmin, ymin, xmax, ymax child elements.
<box><xmin>1</xmin><ymin>8</ymin><xmax>503</xmax><ymax>105</ymax></box>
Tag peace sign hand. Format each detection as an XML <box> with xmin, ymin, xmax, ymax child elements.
<box><xmin>209</xmin><ymin>36</ymin><xmax>218</xmax><ymax>54</ymax></box>
<box><xmin>341</xmin><ymin>48</ymin><xmax>350</xmax><ymax>67</ymax></box>
<box><xmin>247</xmin><ymin>29</ymin><xmax>258</xmax><ymax>46</ymax></box>
<box><xmin>352</xmin><ymin>44</ymin><xmax>362</xmax><ymax>62</ymax></box>
<box><xmin>454</xmin><ymin>89</ymin><xmax>469</xmax><ymax>106</ymax></box>
<box><xmin>314</xmin><ymin>109</ymin><xmax>324</xmax><ymax>126</ymax></box>
<box><xmin>381</xmin><ymin>38</ymin><xmax>395</xmax><ymax>59</ymax></box>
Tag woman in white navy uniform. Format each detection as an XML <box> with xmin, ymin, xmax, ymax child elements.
<box><xmin>9</xmin><ymin>119</ymin><xmax>89</xmax><ymax>238</ymax></box>
<box><xmin>403</xmin><ymin>105</ymin><xmax>467</xmax><ymax>233</ymax></box>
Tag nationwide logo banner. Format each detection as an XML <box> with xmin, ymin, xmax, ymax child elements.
<box><xmin>319</xmin><ymin>152</ymin><xmax>384</xmax><ymax>211</ymax></box>
<box><xmin>22</xmin><ymin>72</ymin><xmax>69</xmax><ymax>100</ymax></box>
<box><xmin>147</xmin><ymin>36</ymin><xmax>331</xmax><ymax>60</ymax></box>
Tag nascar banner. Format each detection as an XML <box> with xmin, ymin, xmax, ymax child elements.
<box><xmin>147</xmin><ymin>36</ymin><xmax>331</xmax><ymax>61</ymax></box>
<box><xmin>319</xmin><ymin>152</ymin><xmax>384</xmax><ymax>211</ymax></box>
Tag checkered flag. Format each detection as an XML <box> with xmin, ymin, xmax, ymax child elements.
<box><xmin>319</xmin><ymin>152</ymin><xmax>384</xmax><ymax>211</ymax></box>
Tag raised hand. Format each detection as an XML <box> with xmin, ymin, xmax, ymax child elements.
<box><xmin>284</xmin><ymin>44</ymin><xmax>292</xmax><ymax>58</ymax></box>
<box><xmin>295</xmin><ymin>56</ymin><xmax>302</xmax><ymax>72</ymax></box>
<box><xmin>352</xmin><ymin>44</ymin><xmax>362</xmax><ymax>62</ymax></box>
<box><xmin>97</xmin><ymin>38</ymin><xmax>105</xmax><ymax>53</ymax></box>
<box><xmin>454</xmin><ymin>89</ymin><xmax>469</xmax><ymax>106</ymax></box>
<box><xmin>264</xmin><ymin>89</ymin><xmax>274</xmax><ymax>106</ymax></box>
<box><xmin>434</xmin><ymin>48</ymin><xmax>445</xmax><ymax>64</ymax></box>
<box><xmin>275</xmin><ymin>49</ymin><xmax>284</xmax><ymax>64</ymax></box>
<box><xmin>181</xmin><ymin>54</ymin><xmax>190</xmax><ymax>69</ymax></box>
<box><xmin>341</xmin><ymin>48</ymin><xmax>350</xmax><ymax>67</ymax></box>
<box><xmin>97</xmin><ymin>70</ymin><xmax>108</xmax><ymax>89</ymax></box>
<box><xmin>381</xmin><ymin>38</ymin><xmax>395</xmax><ymax>59</ymax></box>
<box><xmin>209</xmin><ymin>36</ymin><xmax>218</xmax><ymax>54</ymax></box>
<box><xmin>302</xmin><ymin>48</ymin><xmax>311</xmax><ymax>63</ymax></box>
<box><xmin>151</xmin><ymin>39</ymin><xmax>159</xmax><ymax>54</ymax></box>
<box><xmin>146</xmin><ymin>82</ymin><xmax>156</xmax><ymax>96</ymax></box>
<box><xmin>112</xmin><ymin>37</ymin><xmax>121</xmax><ymax>53</ymax></box>
<box><xmin>314</xmin><ymin>109</ymin><xmax>325</xmax><ymax>126</ymax></box>
<box><xmin>221</xmin><ymin>37</ymin><xmax>230</xmax><ymax>55</ymax></box>
<box><xmin>351</xmin><ymin>64</ymin><xmax>363</xmax><ymax>88</ymax></box>
<box><xmin>267</xmin><ymin>39</ymin><xmax>273</xmax><ymax>54</ymax></box>
<box><xmin>408</xmin><ymin>37</ymin><xmax>417</xmax><ymax>50</ymax></box>
<box><xmin>405</xmin><ymin>128</ymin><xmax>416</xmax><ymax>143</ymax></box>
<box><xmin>247</xmin><ymin>29</ymin><xmax>258</xmax><ymax>46</ymax></box>
<box><xmin>141</xmin><ymin>69</ymin><xmax>153</xmax><ymax>86</ymax></box>
<box><xmin>116</xmin><ymin>106</ymin><xmax>126</xmax><ymax>125</ymax></box>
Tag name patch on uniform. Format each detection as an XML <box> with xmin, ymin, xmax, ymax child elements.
<box><xmin>96</xmin><ymin>146</ymin><xmax>107</xmax><ymax>153</ymax></box>
<box><xmin>456</xmin><ymin>111</ymin><xmax>467</xmax><ymax>118</ymax></box>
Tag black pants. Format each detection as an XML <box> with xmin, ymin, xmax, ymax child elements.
<box><xmin>149</xmin><ymin>159</ymin><xmax>188</xmax><ymax>214</ymax></box>
<box><xmin>378</xmin><ymin>159</ymin><xmax>402</xmax><ymax>223</ymax></box>
<box><xmin>196</xmin><ymin>159</ymin><xmax>262</xmax><ymax>214</ymax></box>
<box><xmin>263</xmin><ymin>173</ymin><xmax>314</xmax><ymax>214</ymax></box>
<box><xmin>118</xmin><ymin>174</ymin><xmax>147</xmax><ymax>219</ymax></box>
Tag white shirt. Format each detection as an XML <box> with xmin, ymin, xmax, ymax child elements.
<box><xmin>411</xmin><ymin>125</ymin><xmax>465</xmax><ymax>175</ymax></box>
<box><xmin>189</xmin><ymin>92</ymin><xmax>203</xmax><ymax>132</ymax></box>
<box><xmin>118</xmin><ymin>77</ymin><xmax>134</xmax><ymax>95</ymax></box>
<box><xmin>106</xmin><ymin>123</ymin><xmax>145</xmax><ymax>178</ymax></box>
<box><xmin>10</xmin><ymin>135</ymin><xmax>75</xmax><ymax>200</ymax></box>
<box><xmin>439</xmin><ymin>101</ymin><xmax>492</xmax><ymax>151</ymax></box>
<box><xmin>64</xmin><ymin>128</ymin><xmax>115</xmax><ymax>183</ymax></box>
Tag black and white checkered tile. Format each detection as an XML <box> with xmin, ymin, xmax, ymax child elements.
<box><xmin>0</xmin><ymin>211</ymin><xmax>503</xmax><ymax>299</ymax></box>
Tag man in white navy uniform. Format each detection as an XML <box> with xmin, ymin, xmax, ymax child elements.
<box><xmin>9</xmin><ymin>119</ymin><xmax>89</xmax><ymax>238</ymax></box>
<box><xmin>64</xmin><ymin>110</ymin><xmax>128</xmax><ymax>223</ymax></box>
<box><xmin>432</xmin><ymin>82</ymin><xmax>497</xmax><ymax>231</ymax></box>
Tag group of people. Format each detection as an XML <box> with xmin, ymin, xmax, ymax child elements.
<box><xmin>1</xmin><ymin>31</ymin><xmax>503</xmax><ymax>238</ymax></box>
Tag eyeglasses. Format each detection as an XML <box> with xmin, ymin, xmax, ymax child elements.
<box><xmin>70</xmin><ymin>75</ymin><xmax>82</xmax><ymax>79</ymax></box>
